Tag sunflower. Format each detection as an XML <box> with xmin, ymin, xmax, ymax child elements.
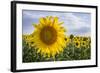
<box><xmin>81</xmin><ymin>41</ymin><xmax>87</xmax><ymax>48</ymax></box>
<box><xmin>73</xmin><ymin>36</ymin><xmax>80</xmax><ymax>42</ymax></box>
<box><xmin>81</xmin><ymin>37</ymin><xmax>91</xmax><ymax>48</ymax></box>
<box><xmin>65</xmin><ymin>37</ymin><xmax>70</xmax><ymax>46</ymax></box>
<box><xmin>23</xmin><ymin>35</ymin><xmax>35</xmax><ymax>47</ymax></box>
<box><xmin>74</xmin><ymin>41</ymin><xmax>81</xmax><ymax>48</ymax></box>
<box><xmin>87</xmin><ymin>37</ymin><xmax>91</xmax><ymax>48</ymax></box>
<box><xmin>32</xmin><ymin>16</ymin><xmax>67</xmax><ymax>58</ymax></box>
<box><xmin>23</xmin><ymin>35</ymin><xmax>30</xmax><ymax>43</ymax></box>
<box><xmin>82</xmin><ymin>37</ymin><xmax>88</xmax><ymax>41</ymax></box>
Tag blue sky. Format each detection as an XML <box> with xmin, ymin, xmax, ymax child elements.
<box><xmin>22</xmin><ymin>10</ymin><xmax>91</xmax><ymax>36</ymax></box>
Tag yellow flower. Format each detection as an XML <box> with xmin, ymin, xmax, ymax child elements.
<box><xmin>74</xmin><ymin>41</ymin><xmax>81</xmax><ymax>48</ymax></box>
<box><xmin>23</xmin><ymin>34</ymin><xmax>35</xmax><ymax>47</ymax></box>
<box><xmin>32</xmin><ymin>16</ymin><xmax>67</xmax><ymax>58</ymax></box>
<box><xmin>73</xmin><ymin>36</ymin><xmax>80</xmax><ymax>42</ymax></box>
<box><xmin>81</xmin><ymin>37</ymin><xmax>91</xmax><ymax>48</ymax></box>
<box><xmin>82</xmin><ymin>37</ymin><xmax>88</xmax><ymax>41</ymax></box>
<box><xmin>65</xmin><ymin>37</ymin><xmax>70</xmax><ymax>46</ymax></box>
<box><xmin>87</xmin><ymin>37</ymin><xmax>91</xmax><ymax>48</ymax></box>
<box><xmin>81</xmin><ymin>41</ymin><xmax>87</xmax><ymax>48</ymax></box>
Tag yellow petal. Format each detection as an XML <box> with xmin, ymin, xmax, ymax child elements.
<box><xmin>39</xmin><ymin>17</ymin><xmax>46</xmax><ymax>25</ymax></box>
<box><xmin>53</xmin><ymin>17</ymin><xmax>58</xmax><ymax>25</ymax></box>
<box><xmin>59</xmin><ymin>22</ymin><xmax>64</xmax><ymax>25</ymax></box>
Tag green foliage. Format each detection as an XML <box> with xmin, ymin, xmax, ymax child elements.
<box><xmin>23</xmin><ymin>39</ymin><xmax>91</xmax><ymax>62</ymax></box>
<box><xmin>70</xmin><ymin>34</ymin><xmax>74</xmax><ymax>39</ymax></box>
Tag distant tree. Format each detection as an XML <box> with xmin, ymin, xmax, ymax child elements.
<box><xmin>70</xmin><ymin>34</ymin><xmax>74</xmax><ymax>40</ymax></box>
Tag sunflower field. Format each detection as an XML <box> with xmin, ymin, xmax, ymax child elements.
<box><xmin>22</xmin><ymin>16</ymin><xmax>91</xmax><ymax>63</ymax></box>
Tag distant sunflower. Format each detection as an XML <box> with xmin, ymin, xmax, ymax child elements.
<box><xmin>87</xmin><ymin>37</ymin><xmax>91</xmax><ymax>48</ymax></box>
<box><xmin>81</xmin><ymin>41</ymin><xmax>87</xmax><ymax>48</ymax></box>
<box><xmin>32</xmin><ymin>16</ymin><xmax>67</xmax><ymax>58</ymax></box>
<box><xmin>82</xmin><ymin>37</ymin><xmax>88</xmax><ymax>41</ymax></box>
<box><xmin>65</xmin><ymin>37</ymin><xmax>70</xmax><ymax>46</ymax></box>
<box><xmin>81</xmin><ymin>37</ymin><xmax>91</xmax><ymax>48</ymax></box>
<box><xmin>73</xmin><ymin>36</ymin><xmax>80</xmax><ymax>42</ymax></box>
<box><xmin>74</xmin><ymin>41</ymin><xmax>81</xmax><ymax>48</ymax></box>
<box><xmin>23</xmin><ymin>35</ymin><xmax>35</xmax><ymax>47</ymax></box>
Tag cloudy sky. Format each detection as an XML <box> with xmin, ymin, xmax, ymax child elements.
<box><xmin>22</xmin><ymin>10</ymin><xmax>91</xmax><ymax>36</ymax></box>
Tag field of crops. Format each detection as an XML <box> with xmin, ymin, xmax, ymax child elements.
<box><xmin>22</xmin><ymin>34</ymin><xmax>91</xmax><ymax>63</ymax></box>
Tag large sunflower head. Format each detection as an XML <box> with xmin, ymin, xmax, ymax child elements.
<box><xmin>32</xmin><ymin>16</ymin><xmax>67</xmax><ymax>58</ymax></box>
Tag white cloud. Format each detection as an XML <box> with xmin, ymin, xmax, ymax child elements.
<box><xmin>63</xmin><ymin>13</ymin><xmax>90</xmax><ymax>29</ymax></box>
